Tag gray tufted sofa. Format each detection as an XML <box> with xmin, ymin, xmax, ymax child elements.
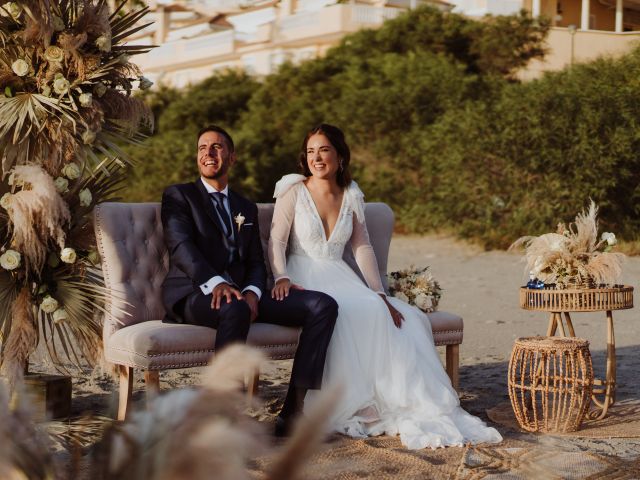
<box><xmin>94</xmin><ymin>202</ymin><xmax>463</xmax><ymax>420</ymax></box>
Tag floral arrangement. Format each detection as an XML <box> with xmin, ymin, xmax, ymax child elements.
<box><xmin>0</xmin><ymin>0</ymin><xmax>153</xmax><ymax>385</ymax></box>
<box><xmin>510</xmin><ymin>201</ymin><xmax>624</xmax><ymax>289</ymax></box>
<box><xmin>388</xmin><ymin>266</ymin><xmax>442</xmax><ymax>313</ymax></box>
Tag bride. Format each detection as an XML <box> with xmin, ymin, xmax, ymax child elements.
<box><xmin>268</xmin><ymin>124</ymin><xmax>502</xmax><ymax>449</ymax></box>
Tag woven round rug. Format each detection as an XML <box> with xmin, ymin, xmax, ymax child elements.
<box><xmin>486</xmin><ymin>399</ymin><xmax>640</xmax><ymax>438</ymax></box>
<box><xmin>252</xmin><ymin>434</ymin><xmax>465</xmax><ymax>479</ymax></box>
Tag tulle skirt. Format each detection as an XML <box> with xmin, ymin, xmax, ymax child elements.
<box><xmin>289</xmin><ymin>253</ymin><xmax>503</xmax><ymax>449</ymax></box>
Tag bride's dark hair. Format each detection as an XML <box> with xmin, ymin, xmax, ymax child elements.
<box><xmin>298</xmin><ymin>123</ymin><xmax>352</xmax><ymax>188</ymax></box>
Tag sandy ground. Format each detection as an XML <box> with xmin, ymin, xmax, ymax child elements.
<box><xmin>30</xmin><ymin>234</ymin><xmax>640</xmax><ymax>477</ymax></box>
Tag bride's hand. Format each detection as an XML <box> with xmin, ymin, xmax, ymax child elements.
<box><xmin>271</xmin><ymin>278</ymin><xmax>304</xmax><ymax>301</ymax></box>
<box><xmin>380</xmin><ymin>294</ymin><xmax>404</xmax><ymax>328</ymax></box>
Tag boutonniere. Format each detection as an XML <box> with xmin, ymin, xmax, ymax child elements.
<box><xmin>234</xmin><ymin>213</ymin><xmax>245</xmax><ymax>231</ymax></box>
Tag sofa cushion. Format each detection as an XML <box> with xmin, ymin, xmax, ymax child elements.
<box><xmin>106</xmin><ymin>320</ymin><xmax>301</xmax><ymax>369</ymax></box>
<box><xmin>105</xmin><ymin>311</ymin><xmax>462</xmax><ymax>370</ymax></box>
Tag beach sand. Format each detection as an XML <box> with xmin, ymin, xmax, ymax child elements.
<box><xmin>31</xmin><ymin>234</ymin><xmax>640</xmax><ymax>478</ymax></box>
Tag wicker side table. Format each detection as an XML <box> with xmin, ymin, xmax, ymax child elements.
<box><xmin>508</xmin><ymin>336</ymin><xmax>594</xmax><ymax>433</ymax></box>
<box><xmin>519</xmin><ymin>285</ymin><xmax>633</xmax><ymax>419</ymax></box>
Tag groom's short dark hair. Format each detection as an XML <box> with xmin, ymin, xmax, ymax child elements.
<box><xmin>197</xmin><ymin>125</ymin><xmax>235</xmax><ymax>152</ymax></box>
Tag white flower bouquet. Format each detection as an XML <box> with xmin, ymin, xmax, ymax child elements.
<box><xmin>388</xmin><ymin>266</ymin><xmax>442</xmax><ymax>313</ymax></box>
<box><xmin>510</xmin><ymin>201</ymin><xmax>624</xmax><ymax>289</ymax></box>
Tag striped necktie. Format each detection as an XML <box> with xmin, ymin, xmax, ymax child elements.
<box><xmin>210</xmin><ymin>192</ymin><xmax>233</xmax><ymax>238</ymax></box>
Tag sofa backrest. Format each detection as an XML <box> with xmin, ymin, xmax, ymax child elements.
<box><xmin>94</xmin><ymin>202</ymin><xmax>394</xmax><ymax>342</ymax></box>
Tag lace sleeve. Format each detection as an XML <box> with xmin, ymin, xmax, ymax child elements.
<box><xmin>351</xmin><ymin>210</ymin><xmax>386</xmax><ymax>295</ymax></box>
<box><xmin>268</xmin><ymin>185</ymin><xmax>298</xmax><ymax>282</ymax></box>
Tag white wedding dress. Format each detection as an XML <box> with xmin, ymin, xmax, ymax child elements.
<box><xmin>268</xmin><ymin>174</ymin><xmax>502</xmax><ymax>449</ymax></box>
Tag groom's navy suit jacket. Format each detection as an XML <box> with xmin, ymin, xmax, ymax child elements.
<box><xmin>160</xmin><ymin>179</ymin><xmax>267</xmax><ymax>322</ymax></box>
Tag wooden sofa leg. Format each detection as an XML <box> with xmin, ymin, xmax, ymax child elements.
<box><xmin>446</xmin><ymin>344</ymin><xmax>460</xmax><ymax>392</ymax></box>
<box><xmin>145</xmin><ymin>370</ymin><xmax>160</xmax><ymax>407</ymax></box>
<box><xmin>246</xmin><ymin>371</ymin><xmax>260</xmax><ymax>403</ymax></box>
<box><xmin>118</xmin><ymin>365</ymin><xmax>133</xmax><ymax>421</ymax></box>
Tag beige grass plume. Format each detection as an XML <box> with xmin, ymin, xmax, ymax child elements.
<box><xmin>0</xmin><ymin>287</ymin><xmax>37</xmax><ymax>390</ymax></box>
<box><xmin>95</xmin><ymin>344</ymin><xmax>339</xmax><ymax>480</ymax></box>
<box><xmin>6</xmin><ymin>164</ymin><xmax>70</xmax><ymax>275</ymax></box>
<box><xmin>99</xmin><ymin>345</ymin><xmax>268</xmax><ymax>480</ymax></box>
<box><xmin>510</xmin><ymin>201</ymin><xmax>624</xmax><ymax>288</ymax></box>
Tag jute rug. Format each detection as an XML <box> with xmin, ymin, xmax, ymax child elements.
<box><xmin>456</xmin><ymin>444</ymin><xmax>640</xmax><ymax>479</ymax></box>
<box><xmin>486</xmin><ymin>399</ymin><xmax>640</xmax><ymax>439</ymax></box>
<box><xmin>252</xmin><ymin>435</ymin><xmax>466</xmax><ymax>479</ymax></box>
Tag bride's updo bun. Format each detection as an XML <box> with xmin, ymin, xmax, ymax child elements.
<box><xmin>298</xmin><ymin>123</ymin><xmax>352</xmax><ymax>188</ymax></box>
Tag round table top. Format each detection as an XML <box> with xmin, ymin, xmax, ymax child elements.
<box><xmin>514</xmin><ymin>335</ymin><xmax>590</xmax><ymax>351</ymax></box>
<box><xmin>519</xmin><ymin>285</ymin><xmax>634</xmax><ymax>313</ymax></box>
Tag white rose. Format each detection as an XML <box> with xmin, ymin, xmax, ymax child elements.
<box><xmin>52</xmin><ymin>308</ymin><xmax>68</xmax><ymax>324</ymax></box>
<box><xmin>94</xmin><ymin>82</ymin><xmax>107</xmax><ymax>97</ymax></box>
<box><xmin>79</xmin><ymin>188</ymin><xmax>92</xmax><ymax>207</ymax></box>
<box><xmin>62</xmin><ymin>162</ymin><xmax>81</xmax><ymax>180</ymax></box>
<box><xmin>60</xmin><ymin>247</ymin><xmax>77</xmax><ymax>264</ymax></box>
<box><xmin>1</xmin><ymin>2</ymin><xmax>22</xmax><ymax>21</ymax></box>
<box><xmin>0</xmin><ymin>249</ymin><xmax>21</xmax><ymax>270</ymax></box>
<box><xmin>414</xmin><ymin>293</ymin><xmax>433</xmax><ymax>312</ymax></box>
<box><xmin>118</xmin><ymin>54</ymin><xmax>130</xmax><ymax>65</ymax></box>
<box><xmin>40</xmin><ymin>295</ymin><xmax>59</xmax><ymax>313</ymax></box>
<box><xmin>601</xmin><ymin>232</ymin><xmax>617</xmax><ymax>246</ymax></box>
<box><xmin>53</xmin><ymin>73</ymin><xmax>70</xmax><ymax>95</ymax></box>
<box><xmin>11</xmin><ymin>59</ymin><xmax>29</xmax><ymax>77</ymax></box>
<box><xmin>394</xmin><ymin>291</ymin><xmax>409</xmax><ymax>303</ymax></box>
<box><xmin>51</xmin><ymin>14</ymin><xmax>65</xmax><ymax>31</ymax></box>
<box><xmin>0</xmin><ymin>193</ymin><xmax>12</xmax><ymax>210</ymax></box>
<box><xmin>78</xmin><ymin>92</ymin><xmax>92</xmax><ymax>107</ymax></box>
<box><xmin>138</xmin><ymin>76</ymin><xmax>153</xmax><ymax>90</ymax></box>
<box><xmin>82</xmin><ymin>129</ymin><xmax>96</xmax><ymax>145</ymax></box>
<box><xmin>54</xmin><ymin>176</ymin><xmax>69</xmax><ymax>193</ymax></box>
<box><xmin>95</xmin><ymin>35</ymin><xmax>111</xmax><ymax>53</ymax></box>
<box><xmin>44</xmin><ymin>45</ymin><xmax>64</xmax><ymax>63</ymax></box>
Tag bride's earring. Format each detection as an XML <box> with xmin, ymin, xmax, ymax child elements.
<box><xmin>339</xmin><ymin>159</ymin><xmax>344</xmax><ymax>172</ymax></box>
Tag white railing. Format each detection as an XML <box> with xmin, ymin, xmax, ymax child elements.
<box><xmin>138</xmin><ymin>30</ymin><xmax>235</xmax><ymax>70</ymax></box>
<box><xmin>351</xmin><ymin>5</ymin><xmax>401</xmax><ymax>24</ymax></box>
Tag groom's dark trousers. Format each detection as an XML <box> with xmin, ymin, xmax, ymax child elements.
<box><xmin>160</xmin><ymin>180</ymin><xmax>337</xmax><ymax>395</ymax></box>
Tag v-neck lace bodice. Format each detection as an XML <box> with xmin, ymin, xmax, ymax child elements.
<box><xmin>269</xmin><ymin>174</ymin><xmax>384</xmax><ymax>292</ymax></box>
<box><xmin>299</xmin><ymin>183</ymin><xmax>347</xmax><ymax>245</ymax></box>
<box><xmin>289</xmin><ymin>181</ymin><xmax>352</xmax><ymax>260</ymax></box>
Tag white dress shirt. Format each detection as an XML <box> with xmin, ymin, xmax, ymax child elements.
<box><xmin>199</xmin><ymin>178</ymin><xmax>262</xmax><ymax>300</ymax></box>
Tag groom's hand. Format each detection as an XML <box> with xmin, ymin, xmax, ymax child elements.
<box><xmin>211</xmin><ymin>283</ymin><xmax>243</xmax><ymax>310</ymax></box>
<box><xmin>243</xmin><ymin>291</ymin><xmax>259</xmax><ymax>322</ymax></box>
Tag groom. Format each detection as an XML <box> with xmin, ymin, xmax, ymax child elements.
<box><xmin>161</xmin><ymin>125</ymin><xmax>338</xmax><ymax>434</ymax></box>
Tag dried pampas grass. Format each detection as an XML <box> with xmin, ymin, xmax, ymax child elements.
<box><xmin>95</xmin><ymin>345</ymin><xmax>268</xmax><ymax>480</ymax></box>
<box><xmin>265</xmin><ymin>384</ymin><xmax>341</xmax><ymax>480</ymax></box>
<box><xmin>6</xmin><ymin>164</ymin><xmax>70</xmax><ymax>274</ymax></box>
<box><xmin>93</xmin><ymin>344</ymin><xmax>339</xmax><ymax>480</ymax></box>
<box><xmin>0</xmin><ymin>287</ymin><xmax>37</xmax><ymax>389</ymax></box>
<box><xmin>510</xmin><ymin>201</ymin><xmax>624</xmax><ymax>288</ymax></box>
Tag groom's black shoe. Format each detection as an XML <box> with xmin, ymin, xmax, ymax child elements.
<box><xmin>274</xmin><ymin>415</ymin><xmax>296</xmax><ymax>437</ymax></box>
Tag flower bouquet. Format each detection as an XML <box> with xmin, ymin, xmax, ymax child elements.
<box><xmin>388</xmin><ymin>266</ymin><xmax>442</xmax><ymax>313</ymax></box>
<box><xmin>0</xmin><ymin>0</ymin><xmax>153</xmax><ymax>386</ymax></box>
<box><xmin>510</xmin><ymin>201</ymin><xmax>624</xmax><ymax>289</ymax></box>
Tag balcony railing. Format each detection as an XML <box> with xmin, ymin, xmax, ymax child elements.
<box><xmin>137</xmin><ymin>30</ymin><xmax>235</xmax><ymax>70</ymax></box>
<box><xmin>351</xmin><ymin>5</ymin><xmax>401</xmax><ymax>24</ymax></box>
